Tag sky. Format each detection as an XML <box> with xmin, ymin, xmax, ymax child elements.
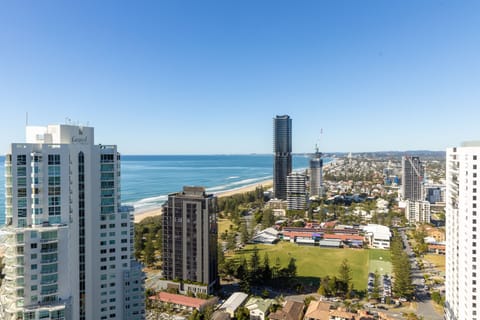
<box><xmin>1</xmin><ymin>1</ymin><xmax>479</xmax><ymax>154</ymax></box>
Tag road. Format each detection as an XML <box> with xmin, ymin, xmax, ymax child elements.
<box><xmin>400</xmin><ymin>229</ymin><xmax>442</xmax><ymax>320</ymax></box>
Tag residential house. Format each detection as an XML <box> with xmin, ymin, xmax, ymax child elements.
<box><xmin>269</xmin><ymin>300</ymin><xmax>304</xmax><ymax>320</ymax></box>
<box><xmin>245</xmin><ymin>297</ymin><xmax>274</xmax><ymax>320</ymax></box>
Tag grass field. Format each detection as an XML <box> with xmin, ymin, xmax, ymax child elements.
<box><xmin>368</xmin><ymin>249</ymin><xmax>392</xmax><ymax>275</ymax></box>
<box><xmin>233</xmin><ymin>242</ymin><xmax>372</xmax><ymax>289</ymax></box>
<box><xmin>218</xmin><ymin>218</ymin><xmax>235</xmax><ymax>235</ymax></box>
<box><xmin>424</xmin><ymin>254</ymin><xmax>445</xmax><ymax>273</ymax></box>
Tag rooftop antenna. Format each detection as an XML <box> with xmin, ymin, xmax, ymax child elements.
<box><xmin>25</xmin><ymin>112</ymin><xmax>28</xmax><ymax>126</ymax></box>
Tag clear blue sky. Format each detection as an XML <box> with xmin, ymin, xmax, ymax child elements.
<box><xmin>1</xmin><ymin>1</ymin><xmax>479</xmax><ymax>154</ymax></box>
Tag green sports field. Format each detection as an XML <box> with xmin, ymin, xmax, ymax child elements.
<box><xmin>234</xmin><ymin>242</ymin><xmax>394</xmax><ymax>290</ymax></box>
<box><xmin>368</xmin><ymin>248</ymin><xmax>392</xmax><ymax>275</ymax></box>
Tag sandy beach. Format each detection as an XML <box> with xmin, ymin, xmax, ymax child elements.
<box><xmin>134</xmin><ymin>179</ymin><xmax>273</xmax><ymax>223</ymax></box>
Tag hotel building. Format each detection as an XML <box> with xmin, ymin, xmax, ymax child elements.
<box><xmin>0</xmin><ymin>124</ymin><xmax>144</xmax><ymax>320</ymax></box>
<box><xmin>445</xmin><ymin>142</ymin><xmax>480</xmax><ymax>320</ymax></box>
<box><xmin>273</xmin><ymin>115</ymin><xmax>292</xmax><ymax>200</ymax></box>
<box><xmin>161</xmin><ymin>186</ymin><xmax>218</xmax><ymax>294</ymax></box>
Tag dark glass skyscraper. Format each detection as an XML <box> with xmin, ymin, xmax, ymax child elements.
<box><xmin>273</xmin><ymin>115</ymin><xmax>292</xmax><ymax>200</ymax></box>
<box><xmin>161</xmin><ymin>186</ymin><xmax>218</xmax><ymax>294</ymax></box>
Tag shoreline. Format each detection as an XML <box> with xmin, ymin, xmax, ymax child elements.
<box><xmin>134</xmin><ymin>179</ymin><xmax>273</xmax><ymax>223</ymax></box>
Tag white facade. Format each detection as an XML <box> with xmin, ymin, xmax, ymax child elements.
<box><xmin>220</xmin><ymin>292</ymin><xmax>248</xmax><ymax>317</ymax></box>
<box><xmin>0</xmin><ymin>124</ymin><xmax>144</xmax><ymax>320</ymax></box>
<box><xmin>287</xmin><ymin>173</ymin><xmax>307</xmax><ymax>210</ymax></box>
<box><xmin>362</xmin><ymin>224</ymin><xmax>391</xmax><ymax>249</ymax></box>
<box><xmin>445</xmin><ymin>143</ymin><xmax>480</xmax><ymax>320</ymax></box>
<box><xmin>405</xmin><ymin>200</ymin><xmax>431</xmax><ymax>224</ymax></box>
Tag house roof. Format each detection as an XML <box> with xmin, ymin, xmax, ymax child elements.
<box><xmin>221</xmin><ymin>292</ymin><xmax>249</xmax><ymax>312</ymax></box>
<box><xmin>245</xmin><ymin>297</ymin><xmax>274</xmax><ymax>314</ymax></box>
<box><xmin>330</xmin><ymin>310</ymin><xmax>356</xmax><ymax>319</ymax></box>
<box><xmin>269</xmin><ymin>300</ymin><xmax>304</xmax><ymax>320</ymax></box>
<box><xmin>304</xmin><ymin>300</ymin><xmax>330</xmax><ymax>320</ymax></box>
<box><xmin>149</xmin><ymin>292</ymin><xmax>208</xmax><ymax>309</ymax></box>
<box><xmin>323</xmin><ymin>234</ymin><xmax>364</xmax><ymax>241</ymax></box>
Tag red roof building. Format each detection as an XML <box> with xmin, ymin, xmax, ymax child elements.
<box><xmin>149</xmin><ymin>292</ymin><xmax>218</xmax><ymax>312</ymax></box>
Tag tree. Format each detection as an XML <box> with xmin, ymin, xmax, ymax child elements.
<box><xmin>262</xmin><ymin>252</ymin><xmax>272</xmax><ymax>283</ymax></box>
<box><xmin>287</xmin><ymin>257</ymin><xmax>297</xmax><ymax>278</ymax></box>
<box><xmin>328</xmin><ymin>276</ymin><xmax>338</xmax><ymax>296</ymax></box>
<box><xmin>202</xmin><ymin>305</ymin><xmax>214</xmax><ymax>320</ymax></box>
<box><xmin>226</xmin><ymin>231</ymin><xmax>237</xmax><ymax>250</ymax></box>
<box><xmin>188</xmin><ymin>309</ymin><xmax>201</xmax><ymax>320</ymax></box>
<box><xmin>143</xmin><ymin>234</ymin><xmax>155</xmax><ymax>266</ymax></box>
<box><xmin>240</xmin><ymin>221</ymin><xmax>250</xmax><ymax>244</ymax></box>
<box><xmin>235</xmin><ymin>307</ymin><xmax>250</xmax><ymax>320</ymax></box>
<box><xmin>250</xmin><ymin>247</ymin><xmax>261</xmax><ymax>279</ymax></box>
<box><xmin>338</xmin><ymin>259</ymin><xmax>352</xmax><ymax>295</ymax></box>
<box><xmin>261</xmin><ymin>208</ymin><xmax>275</xmax><ymax>229</ymax></box>
<box><xmin>371</xmin><ymin>271</ymin><xmax>381</xmax><ymax>300</ymax></box>
<box><xmin>272</xmin><ymin>256</ymin><xmax>282</xmax><ymax>279</ymax></box>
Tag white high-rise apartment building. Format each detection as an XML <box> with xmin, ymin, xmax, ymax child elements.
<box><xmin>405</xmin><ymin>200</ymin><xmax>431</xmax><ymax>225</ymax></box>
<box><xmin>287</xmin><ymin>173</ymin><xmax>307</xmax><ymax>210</ymax></box>
<box><xmin>0</xmin><ymin>124</ymin><xmax>144</xmax><ymax>320</ymax></box>
<box><xmin>446</xmin><ymin>142</ymin><xmax>480</xmax><ymax>320</ymax></box>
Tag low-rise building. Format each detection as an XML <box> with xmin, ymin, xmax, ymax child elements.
<box><xmin>362</xmin><ymin>224</ymin><xmax>391</xmax><ymax>249</ymax></box>
<box><xmin>148</xmin><ymin>292</ymin><xmax>218</xmax><ymax>312</ymax></box>
<box><xmin>252</xmin><ymin>228</ymin><xmax>280</xmax><ymax>244</ymax></box>
<box><xmin>268</xmin><ymin>300</ymin><xmax>304</xmax><ymax>320</ymax></box>
<box><xmin>220</xmin><ymin>292</ymin><xmax>249</xmax><ymax>318</ymax></box>
<box><xmin>304</xmin><ymin>300</ymin><xmax>331</xmax><ymax>320</ymax></box>
<box><xmin>245</xmin><ymin>297</ymin><xmax>274</xmax><ymax>320</ymax></box>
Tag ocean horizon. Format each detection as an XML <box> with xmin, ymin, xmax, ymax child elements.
<box><xmin>0</xmin><ymin>154</ymin><xmax>327</xmax><ymax>224</ymax></box>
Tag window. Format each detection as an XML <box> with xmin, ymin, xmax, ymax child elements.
<box><xmin>48</xmin><ymin>154</ymin><xmax>60</xmax><ymax>165</ymax></box>
<box><xmin>17</xmin><ymin>155</ymin><xmax>26</xmax><ymax>165</ymax></box>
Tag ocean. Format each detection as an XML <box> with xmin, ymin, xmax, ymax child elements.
<box><xmin>0</xmin><ymin>154</ymin><xmax>323</xmax><ymax>224</ymax></box>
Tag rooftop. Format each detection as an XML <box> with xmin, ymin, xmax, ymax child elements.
<box><xmin>149</xmin><ymin>292</ymin><xmax>209</xmax><ymax>309</ymax></box>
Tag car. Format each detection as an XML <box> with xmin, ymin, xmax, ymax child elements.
<box><xmin>399</xmin><ymin>297</ymin><xmax>407</xmax><ymax>302</ymax></box>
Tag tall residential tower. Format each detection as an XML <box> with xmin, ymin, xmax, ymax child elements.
<box><xmin>309</xmin><ymin>146</ymin><xmax>323</xmax><ymax>198</ymax></box>
<box><xmin>273</xmin><ymin>115</ymin><xmax>292</xmax><ymax>200</ymax></box>
<box><xmin>0</xmin><ymin>124</ymin><xmax>144</xmax><ymax>320</ymax></box>
<box><xmin>161</xmin><ymin>186</ymin><xmax>218</xmax><ymax>294</ymax></box>
<box><xmin>445</xmin><ymin>142</ymin><xmax>480</xmax><ymax>320</ymax></box>
<box><xmin>401</xmin><ymin>156</ymin><xmax>424</xmax><ymax>201</ymax></box>
<box><xmin>287</xmin><ymin>173</ymin><xmax>307</xmax><ymax>210</ymax></box>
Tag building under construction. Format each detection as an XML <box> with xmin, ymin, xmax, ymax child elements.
<box><xmin>401</xmin><ymin>156</ymin><xmax>425</xmax><ymax>201</ymax></box>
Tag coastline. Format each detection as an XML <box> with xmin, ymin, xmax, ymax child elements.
<box><xmin>134</xmin><ymin>179</ymin><xmax>273</xmax><ymax>223</ymax></box>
